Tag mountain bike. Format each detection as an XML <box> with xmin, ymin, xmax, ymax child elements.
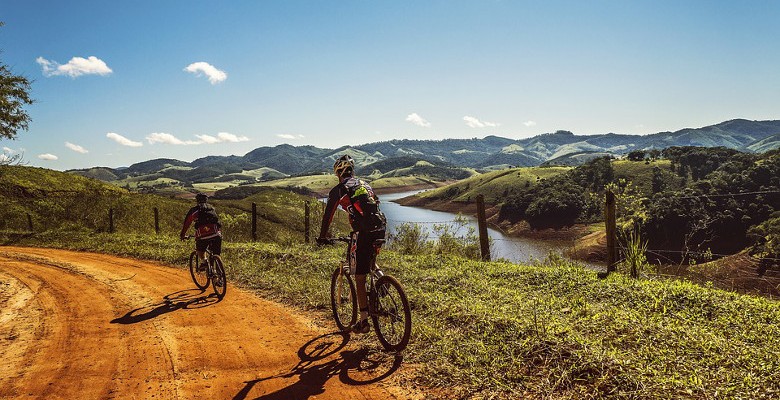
<box><xmin>186</xmin><ymin>236</ymin><xmax>227</xmax><ymax>299</ymax></box>
<box><xmin>327</xmin><ymin>234</ymin><xmax>411</xmax><ymax>352</ymax></box>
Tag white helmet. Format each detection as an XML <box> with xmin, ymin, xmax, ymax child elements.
<box><xmin>333</xmin><ymin>154</ymin><xmax>354</xmax><ymax>177</ymax></box>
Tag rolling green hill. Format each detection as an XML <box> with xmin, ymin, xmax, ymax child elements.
<box><xmin>416</xmin><ymin>166</ymin><xmax>571</xmax><ymax>204</ymax></box>
<box><xmin>0</xmin><ymin>165</ymin><xmax>341</xmax><ymax>243</ymax></box>
<box><xmin>67</xmin><ymin>119</ymin><xmax>780</xmax><ymax>197</ymax></box>
<box><xmin>746</xmin><ymin>133</ymin><xmax>780</xmax><ymax>153</ymax></box>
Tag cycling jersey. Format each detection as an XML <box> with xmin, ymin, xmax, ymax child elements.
<box><xmin>180</xmin><ymin>204</ymin><xmax>222</xmax><ymax>240</ymax></box>
<box><xmin>320</xmin><ymin>176</ymin><xmax>386</xmax><ymax>276</ymax></box>
<box><xmin>320</xmin><ymin>176</ymin><xmax>386</xmax><ymax>235</ymax></box>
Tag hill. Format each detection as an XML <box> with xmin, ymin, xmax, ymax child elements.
<box><xmin>0</xmin><ymin>165</ymin><xmax>345</xmax><ymax>242</ymax></box>
<box><xmin>68</xmin><ymin>119</ymin><xmax>780</xmax><ymax>195</ymax></box>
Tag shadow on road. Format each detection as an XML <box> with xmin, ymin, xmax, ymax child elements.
<box><xmin>110</xmin><ymin>288</ymin><xmax>220</xmax><ymax>324</ymax></box>
<box><xmin>233</xmin><ymin>332</ymin><xmax>403</xmax><ymax>400</ymax></box>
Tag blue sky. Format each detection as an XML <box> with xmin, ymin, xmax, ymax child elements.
<box><xmin>2</xmin><ymin>0</ymin><xmax>779</xmax><ymax>170</ymax></box>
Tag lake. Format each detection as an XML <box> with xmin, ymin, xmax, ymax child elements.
<box><xmin>379</xmin><ymin>190</ymin><xmax>577</xmax><ymax>264</ymax></box>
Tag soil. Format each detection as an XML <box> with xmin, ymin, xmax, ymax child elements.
<box><xmin>0</xmin><ymin>246</ymin><xmax>419</xmax><ymax>399</ymax></box>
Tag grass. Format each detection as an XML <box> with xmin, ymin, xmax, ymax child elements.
<box><xmin>418</xmin><ymin>166</ymin><xmax>570</xmax><ymax>204</ymax></box>
<box><xmin>0</xmin><ymin>165</ymin><xmax>349</xmax><ymax>242</ymax></box>
<box><xmin>4</xmin><ymin>230</ymin><xmax>779</xmax><ymax>399</ymax></box>
<box><xmin>612</xmin><ymin>159</ymin><xmax>681</xmax><ymax>196</ymax></box>
<box><xmin>247</xmin><ymin>174</ymin><xmax>339</xmax><ymax>194</ymax></box>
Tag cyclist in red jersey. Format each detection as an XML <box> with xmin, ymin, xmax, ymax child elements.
<box><xmin>317</xmin><ymin>155</ymin><xmax>387</xmax><ymax>334</ymax></box>
<box><xmin>180</xmin><ymin>193</ymin><xmax>223</xmax><ymax>272</ymax></box>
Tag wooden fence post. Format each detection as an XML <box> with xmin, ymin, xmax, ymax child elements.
<box><xmin>154</xmin><ymin>207</ymin><xmax>160</xmax><ymax>234</ymax></box>
<box><xmin>27</xmin><ymin>213</ymin><xmax>33</xmax><ymax>232</ymax></box>
<box><xmin>605</xmin><ymin>190</ymin><xmax>617</xmax><ymax>273</ymax></box>
<box><xmin>109</xmin><ymin>208</ymin><xmax>114</xmax><ymax>233</ymax></box>
<box><xmin>251</xmin><ymin>202</ymin><xmax>257</xmax><ymax>241</ymax></box>
<box><xmin>304</xmin><ymin>201</ymin><xmax>310</xmax><ymax>243</ymax></box>
<box><xmin>476</xmin><ymin>194</ymin><xmax>491</xmax><ymax>261</ymax></box>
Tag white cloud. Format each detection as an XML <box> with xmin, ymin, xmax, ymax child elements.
<box><xmin>146</xmin><ymin>132</ymin><xmax>201</xmax><ymax>145</ymax></box>
<box><xmin>523</xmin><ymin>120</ymin><xmax>537</xmax><ymax>127</ymax></box>
<box><xmin>276</xmin><ymin>134</ymin><xmax>305</xmax><ymax>140</ymax></box>
<box><xmin>463</xmin><ymin>116</ymin><xmax>499</xmax><ymax>128</ymax></box>
<box><xmin>215</xmin><ymin>132</ymin><xmax>249</xmax><ymax>142</ymax></box>
<box><xmin>38</xmin><ymin>153</ymin><xmax>58</xmax><ymax>161</ymax></box>
<box><xmin>195</xmin><ymin>135</ymin><xmax>220</xmax><ymax>144</ymax></box>
<box><xmin>405</xmin><ymin>113</ymin><xmax>431</xmax><ymax>128</ymax></box>
<box><xmin>36</xmin><ymin>56</ymin><xmax>112</xmax><ymax>78</ymax></box>
<box><xmin>65</xmin><ymin>142</ymin><xmax>89</xmax><ymax>154</ymax></box>
<box><xmin>3</xmin><ymin>147</ymin><xmax>13</xmax><ymax>153</ymax></box>
<box><xmin>184</xmin><ymin>62</ymin><xmax>227</xmax><ymax>84</ymax></box>
<box><xmin>106</xmin><ymin>132</ymin><xmax>143</xmax><ymax>147</ymax></box>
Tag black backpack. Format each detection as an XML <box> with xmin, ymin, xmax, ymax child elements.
<box><xmin>195</xmin><ymin>204</ymin><xmax>219</xmax><ymax>227</ymax></box>
<box><xmin>344</xmin><ymin>178</ymin><xmax>387</xmax><ymax>232</ymax></box>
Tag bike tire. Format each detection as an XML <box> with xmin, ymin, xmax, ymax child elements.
<box><xmin>189</xmin><ymin>251</ymin><xmax>210</xmax><ymax>290</ymax></box>
<box><xmin>211</xmin><ymin>255</ymin><xmax>227</xmax><ymax>299</ymax></box>
<box><xmin>371</xmin><ymin>275</ymin><xmax>412</xmax><ymax>352</ymax></box>
<box><xmin>330</xmin><ymin>266</ymin><xmax>357</xmax><ymax>332</ymax></box>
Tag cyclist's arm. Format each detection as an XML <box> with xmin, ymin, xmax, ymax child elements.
<box><xmin>319</xmin><ymin>186</ymin><xmax>341</xmax><ymax>239</ymax></box>
<box><xmin>180</xmin><ymin>208</ymin><xmax>196</xmax><ymax>239</ymax></box>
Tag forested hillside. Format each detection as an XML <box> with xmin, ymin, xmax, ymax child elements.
<box><xmin>68</xmin><ymin>119</ymin><xmax>780</xmax><ymax>195</ymax></box>
<box><xmin>406</xmin><ymin>147</ymin><xmax>780</xmax><ymax>266</ymax></box>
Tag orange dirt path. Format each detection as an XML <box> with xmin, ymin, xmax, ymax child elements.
<box><xmin>0</xmin><ymin>246</ymin><xmax>413</xmax><ymax>399</ymax></box>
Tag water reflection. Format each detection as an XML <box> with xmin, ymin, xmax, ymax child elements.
<box><xmin>378</xmin><ymin>190</ymin><xmax>573</xmax><ymax>264</ymax></box>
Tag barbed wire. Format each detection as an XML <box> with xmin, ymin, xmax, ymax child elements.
<box><xmin>653</xmin><ymin>190</ymin><xmax>780</xmax><ymax>200</ymax></box>
<box><xmin>385</xmin><ymin>218</ymin><xmax>463</xmax><ymax>225</ymax></box>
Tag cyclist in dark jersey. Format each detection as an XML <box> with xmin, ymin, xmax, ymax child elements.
<box><xmin>180</xmin><ymin>193</ymin><xmax>223</xmax><ymax>271</ymax></box>
<box><xmin>317</xmin><ymin>155</ymin><xmax>386</xmax><ymax>334</ymax></box>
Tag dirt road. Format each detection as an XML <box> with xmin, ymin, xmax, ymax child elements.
<box><xmin>0</xmin><ymin>247</ymin><xmax>412</xmax><ymax>399</ymax></box>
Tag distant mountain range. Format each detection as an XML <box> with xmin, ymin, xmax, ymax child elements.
<box><xmin>70</xmin><ymin>119</ymin><xmax>780</xmax><ymax>183</ymax></box>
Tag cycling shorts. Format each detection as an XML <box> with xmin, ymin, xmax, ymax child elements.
<box><xmin>196</xmin><ymin>236</ymin><xmax>222</xmax><ymax>255</ymax></box>
<box><xmin>355</xmin><ymin>229</ymin><xmax>385</xmax><ymax>275</ymax></box>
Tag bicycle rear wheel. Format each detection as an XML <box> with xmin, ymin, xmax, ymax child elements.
<box><xmin>330</xmin><ymin>266</ymin><xmax>357</xmax><ymax>332</ymax></box>
<box><xmin>371</xmin><ymin>275</ymin><xmax>412</xmax><ymax>352</ymax></box>
<box><xmin>211</xmin><ymin>256</ymin><xmax>227</xmax><ymax>299</ymax></box>
<box><xmin>189</xmin><ymin>251</ymin><xmax>210</xmax><ymax>290</ymax></box>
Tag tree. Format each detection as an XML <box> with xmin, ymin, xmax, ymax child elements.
<box><xmin>627</xmin><ymin>150</ymin><xmax>647</xmax><ymax>161</ymax></box>
<box><xmin>1</xmin><ymin>22</ymin><xmax>34</xmax><ymax>141</ymax></box>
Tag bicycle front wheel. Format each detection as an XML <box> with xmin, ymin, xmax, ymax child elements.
<box><xmin>330</xmin><ymin>266</ymin><xmax>357</xmax><ymax>332</ymax></box>
<box><xmin>371</xmin><ymin>275</ymin><xmax>412</xmax><ymax>352</ymax></box>
<box><xmin>189</xmin><ymin>251</ymin><xmax>210</xmax><ymax>290</ymax></box>
<box><xmin>211</xmin><ymin>256</ymin><xmax>227</xmax><ymax>299</ymax></box>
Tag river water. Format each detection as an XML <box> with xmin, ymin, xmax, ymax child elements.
<box><xmin>379</xmin><ymin>190</ymin><xmax>574</xmax><ymax>264</ymax></box>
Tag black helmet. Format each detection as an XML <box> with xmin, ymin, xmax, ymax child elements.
<box><xmin>333</xmin><ymin>154</ymin><xmax>355</xmax><ymax>178</ymax></box>
<box><xmin>195</xmin><ymin>193</ymin><xmax>208</xmax><ymax>203</ymax></box>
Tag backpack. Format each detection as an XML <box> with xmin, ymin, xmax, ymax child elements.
<box><xmin>344</xmin><ymin>178</ymin><xmax>387</xmax><ymax>232</ymax></box>
<box><xmin>195</xmin><ymin>204</ymin><xmax>219</xmax><ymax>227</ymax></box>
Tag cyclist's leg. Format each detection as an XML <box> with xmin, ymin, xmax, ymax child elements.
<box><xmin>355</xmin><ymin>230</ymin><xmax>384</xmax><ymax>322</ymax></box>
<box><xmin>209</xmin><ymin>236</ymin><xmax>222</xmax><ymax>256</ymax></box>
<box><xmin>355</xmin><ymin>232</ymin><xmax>372</xmax><ymax>324</ymax></box>
<box><xmin>195</xmin><ymin>238</ymin><xmax>209</xmax><ymax>270</ymax></box>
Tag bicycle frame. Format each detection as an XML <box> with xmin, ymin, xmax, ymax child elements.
<box><xmin>337</xmin><ymin>233</ymin><xmax>385</xmax><ymax>311</ymax></box>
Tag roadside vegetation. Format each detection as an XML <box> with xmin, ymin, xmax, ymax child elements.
<box><xmin>0</xmin><ymin>165</ymin><xmax>348</xmax><ymax>242</ymax></box>
<box><xmin>2</xmin><ymin>230</ymin><xmax>779</xmax><ymax>399</ymax></box>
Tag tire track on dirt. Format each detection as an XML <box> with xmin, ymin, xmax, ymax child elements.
<box><xmin>0</xmin><ymin>247</ymin><xmax>413</xmax><ymax>399</ymax></box>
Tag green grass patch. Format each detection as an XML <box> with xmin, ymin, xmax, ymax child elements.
<box><xmin>613</xmin><ymin>159</ymin><xmax>681</xmax><ymax>196</ymax></box>
<box><xmin>4</xmin><ymin>231</ymin><xmax>779</xmax><ymax>399</ymax></box>
<box><xmin>419</xmin><ymin>166</ymin><xmax>570</xmax><ymax>204</ymax></box>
